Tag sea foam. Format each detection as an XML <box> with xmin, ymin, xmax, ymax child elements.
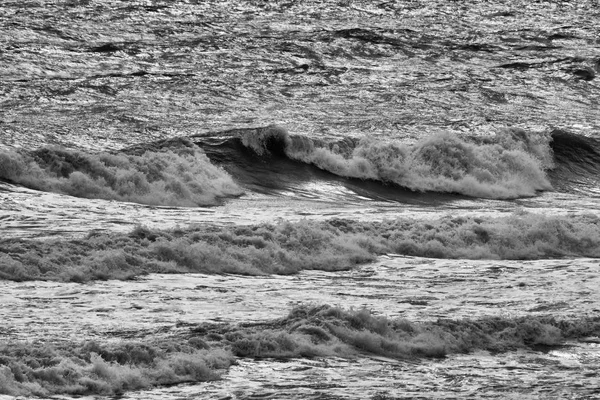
<box><xmin>0</xmin><ymin>339</ymin><xmax>233</xmax><ymax>397</ymax></box>
<box><xmin>2</xmin><ymin>304</ymin><xmax>597</xmax><ymax>397</ymax></box>
<box><xmin>0</xmin><ymin>140</ymin><xmax>243</xmax><ymax>206</ymax></box>
<box><xmin>238</xmin><ymin>126</ymin><xmax>554</xmax><ymax>199</ymax></box>
<box><xmin>1</xmin><ymin>212</ymin><xmax>598</xmax><ymax>282</ymax></box>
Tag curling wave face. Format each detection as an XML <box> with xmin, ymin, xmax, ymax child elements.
<box><xmin>547</xmin><ymin>128</ymin><xmax>600</xmax><ymax>195</ymax></box>
<box><xmin>0</xmin><ymin>140</ymin><xmax>243</xmax><ymax>207</ymax></box>
<box><xmin>206</xmin><ymin>125</ymin><xmax>555</xmax><ymax>200</ymax></box>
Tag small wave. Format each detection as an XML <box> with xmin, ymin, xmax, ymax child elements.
<box><xmin>223</xmin><ymin>304</ymin><xmax>599</xmax><ymax>360</ymax></box>
<box><xmin>0</xmin><ymin>140</ymin><xmax>243</xmax><ymax>207</ymax></box>
<box><xmin>225</xmin><ymin>125</ymin><xmax>554</xmax><ymax>199</ymax></box>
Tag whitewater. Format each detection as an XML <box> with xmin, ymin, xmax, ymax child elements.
<box><xmin>1</xmin><ymin>1</ymin><xmax>600</xmax><ymax>399</ymax></box>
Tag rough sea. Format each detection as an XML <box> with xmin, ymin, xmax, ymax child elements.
<box><xmin>1</xmin><ymin>1</ymin><xmax>600</xmax><ymax>399</ymax></box>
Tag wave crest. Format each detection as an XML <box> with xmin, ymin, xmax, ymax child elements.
<box><xmin>0</xmin><ymin>141</ymin><xmax>243</xmax><ymax>206</ymax></box>
<box><xmin>239</xmin><ymin>125</ymin><xmax>292</xmax><ymax>157</ymax></box>
<box><xmin>235</xmin><ymin>126</ymin><xmax>554</xmax><ymax>199</ymax></box>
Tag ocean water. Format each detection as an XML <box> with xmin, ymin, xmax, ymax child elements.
<box><xmin>1</xmin><ymin>1</ymin><xmax>600</xmax><ymax>399</ymax></box>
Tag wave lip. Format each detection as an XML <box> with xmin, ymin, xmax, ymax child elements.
<box><xmin>233</xmin><ymin>126</ymin><xmax>554</xmax><ymax>200</ymax></box>
<box><xmin>0</xmin><ymin>140</ymin><xmax>243</xmax><ymax>207</ymax></box>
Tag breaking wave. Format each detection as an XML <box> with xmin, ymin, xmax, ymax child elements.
<box><xmin>196</xmin><ymin>125</ymin><xmax>555</xmax><ymax>199</ymax></box>
<box><xmin>2</xmin><ymin>212</ymin><xmax>598</xmax><ymax>282</ymax></box>
<box><xmin>3</xmin><ymin>125</ymin><xmax>596</xmax><ymax>205</ymax></box>
<box><xmin>0</xmin><ymin>139</ymin><xmax>243</xmax><ymax>206</ymax></box>
<box><xmin>0</xmin><ymin>338</ymin><xmax>234</xmax><ymax>397</ymax></box>
<box><xmin>223</xmin><ymin>304</ymin><xmax>600</xmax><ymax>359</ymax></box>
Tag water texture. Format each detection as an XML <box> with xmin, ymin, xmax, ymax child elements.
<box><xmin>1</xmin><ymin>1</ymin><xmax>600</xmax><ymax>399</ymax></box>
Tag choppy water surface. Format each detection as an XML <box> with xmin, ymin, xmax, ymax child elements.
<box><xmin>2</xmin><ymin>0</ymin><xmax>600</xmax><ymax>399</ymax></box>
<box><xmin>129</xmin><ymin>350</ymin><xmax>600</xmax><ymax>400</ymax></box>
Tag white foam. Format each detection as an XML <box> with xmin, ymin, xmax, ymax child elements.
<box><xmin>0</xmin><ymin>145</ymin><xmax>243</xmax><ymax>207</ymax></box>
<box><xmin>283</xmin><ymin>128</ymin><xmax>554</xmax><ymax>199</ymax></box>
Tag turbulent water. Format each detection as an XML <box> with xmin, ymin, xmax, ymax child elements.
<box><xmin>1</xmin><ymin>1</ymin><xmax>600</xmax><ymax>399</ymax></box>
